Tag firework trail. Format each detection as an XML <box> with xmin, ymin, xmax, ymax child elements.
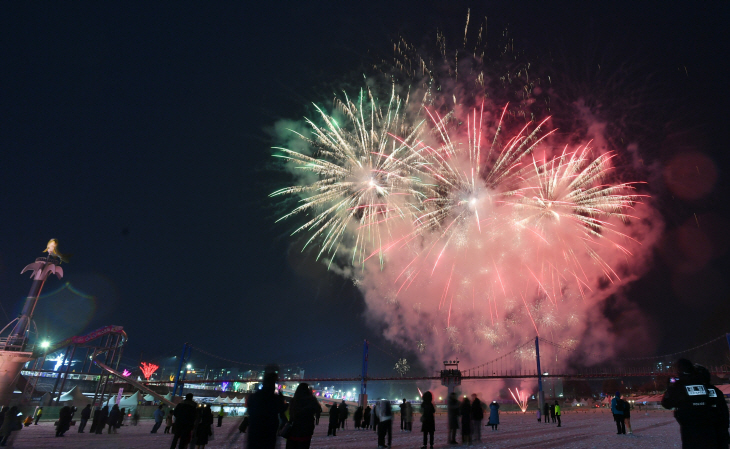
<box><xmin>508</xmin><ymin>387</ymin><xmax>530</xmax><ymax>412</ymax></box>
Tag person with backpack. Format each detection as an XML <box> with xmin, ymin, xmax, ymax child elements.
<box><xmin>611</xmin><ymin>392</ymin><xmax>625</xmax><ymax>435</ymax></box>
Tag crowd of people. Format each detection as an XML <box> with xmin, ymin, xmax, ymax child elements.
<box><xmin>6</xmin><ymin>356</ymin><xmax>727</xmax><ymax>449</ymax></box>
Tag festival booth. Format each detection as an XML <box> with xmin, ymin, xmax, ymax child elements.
<box><xmin>57</xmin><ymin>386</ymin><xmax>91</xmax><ymax>407</ymax></box>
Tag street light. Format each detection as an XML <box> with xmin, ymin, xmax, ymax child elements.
<box><xmin>40</xmin><ymin>341</ymin><xmax>50</xmax><ymax>349</ymax></box>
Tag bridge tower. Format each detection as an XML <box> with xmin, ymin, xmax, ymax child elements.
<box><xmin>535</xmin><ymin>337</ymin><xmax>544</xmax><ymax>412</ymax></box>
<box><xmin>359</xmin><ymin>339</ymin><xmax>368</xmax><ymax>407</ymax></box>
<box><xmin>440</xmin><ymin>360</ymin><xmax>461</xmax><ymax>397</ymax></box>
<box><xmin>172</xmin><ymin>342</ymin><xmax>193</xmax><ymax>400</ymax></box>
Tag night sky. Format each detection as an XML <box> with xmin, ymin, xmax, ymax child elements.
<box><xmin>2</xmin><ymin>1</ymin><xmax>729</xmax><ymax>386</ymax></box>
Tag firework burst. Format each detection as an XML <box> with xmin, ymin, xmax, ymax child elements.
<box><xmin>271</xmin><ymin>85</ymin><xmax>427</xmax><ymax>266</ymax></box>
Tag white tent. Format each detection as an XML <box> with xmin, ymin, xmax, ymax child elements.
<box><xmin>106</xmin><ymin>390</ymin><xmax>141</xmax><ymax>408</ymax></box>
<box><xmin>58</xmin><ymin>386</ymin><xmax>91</xmax><ymax>407</ymax></box>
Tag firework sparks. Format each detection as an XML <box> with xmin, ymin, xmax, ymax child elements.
<box><xmin>271</xmin><ymin>16</ymin><xmax>659</xmax><ymax>371</ymax></box>
<box><xmin>508</xmin><ymin>387</ymin><xmax>530</xmax><ymax>412</ymax></box>
<box><xmin>271</xmin><ymin>85</ymin><xmax>427</xmax><ymax>266</ymax></box>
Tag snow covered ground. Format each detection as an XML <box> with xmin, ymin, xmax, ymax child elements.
<box><xmin>9</xmin><ymin>409</ymin><xmax>682</xmax><ymax>448</ymax></box>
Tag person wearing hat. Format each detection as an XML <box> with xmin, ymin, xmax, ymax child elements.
<box><xmin>663</xmin><ymin>359</ymin><xmax>720</xmax><ymax>448</ymax></box>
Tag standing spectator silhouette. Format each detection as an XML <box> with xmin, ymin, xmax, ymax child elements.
<box><xmin>94</xmin><ymin>405</ymin><xmax>108</xmax><ymax>434</ymax></box>
<box><xmin>217</xmin><ymin>406</ymin><xmax>225</xmax><ymax>427</ymax></box>
<box><xmin>195</xmin><ymin>404</ymin><xmax>214</xmax><ymax>448</ymax></box>
<box><xmin>170</xmin><ymin>393</ymin><xmax>197</xmax><ymax>449</ymax></box>
<box><xmin>56</xmin><ymin>405</ymin><xmax>72</xmax><ymax>437</ymax></box>
<box><xmin>362</xmin><ymin>405</ymin><xmax>371</xmax><ymax>430</ymax></box>
<box><xmin>314</xmin><ymin>401</ymin><xmax>321</xmax><ymax>426</ymax></box>
<box><xmin>488</xmin><ymin>401</ymin><xmax>500</xmax><ymax>430</ymax></box>
<box><xmin>403</xmin><ymin>401</ymin><xmax>413</xmax><ymax>432</ymax></box>
<box><xmin>400</xmin><ymin>398</ymin><xmax>407</xmax><ymax>431</ymax></box>
<box><xmin>327</xmin><ymin>403</ymin><xmax>338</xmax><ymax>436</ymax></box>
<box><xmin>78</xmin><ymin>404</ymin><xmax>91</xmax><ymax>433</ymax></box>
<box><xmin>372</xmin><ymin>403</ymin><xmax>379</xmax><ymax>433</ymax></box>
<box><xmin>353</xmin><ymin>405</ymin><xmax>363</xmax><ymax>429</ymax></box>
<box><xmin>611</xmin><ymin>392</ymin><xmax>625</xmax><ymax>434</ymax></box>
<box><xmin>554</xmin><ymin>400</ymin><xmax>561</xmax><ymax>427</ymax></box>
<box><xmin>338</xmin><ymin>400</ymin><xmax>348</xmax><ymax>429</ymax></box>
<box><xmin>470</xmin><ymin>394</ymin><xmax>483</xmax><ymax>442</ymax></box>
<box><xmin>247</xmin><ymin>367</ymin><xmax>286</xmax><ymax>449</ymax></box>
<box><xmin>460</xmin><ymin>396</ymin><xmax>471</xmax><ymax>445</ymax></box>
<box><xmin>695</xmin><ymin>364</ymin><xmax>729</xmax><ymax>447</ymax></box>
<box><xmin>376</xmin><ymin>398</ymin><xmax>392</xmax><ymax>449</ymax></box>
<box><xmin>34</xmin><ymin>407</ymin><xmax>42</xmax><ymax>425</ymax></box>
<box><xmin>107</xmin><ymin>404</ymin><xmax>121</xmax><ymax>434</ymax></box>
<box><xmin>285</xmin><ymin>383</ymin><xmax>320</xmax><ymax>449</ymax></box>
<box><xmin>549</xmin><ymin>402</ymin><xmax>556</xmax><ymax>423</ymax></box>
<box><xmin>447</xmin><ymin>392</ymin><xmax>459</xmax><ymax>444</ymax></box>
<box><xmin>662</xmin><ymin>359</ymin><xmax>719</xmax><ymax>448</ymax></box>
<box><xmin>420</xmin><ymin>391</ymin><xmax>435</xmax><ymax>449</ymax></box>
<box><xmin>543</xmin><ymin>401</ymin><xmax>550</xmax><ymax>425</ymax></box>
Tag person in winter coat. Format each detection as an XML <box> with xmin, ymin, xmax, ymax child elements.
<box><xmin>663</xmin><ymin>359</ymin><xmax>723</xmax><ymax>448</ymax></box>
<box><xmin>460</xmin><ymin>396</ymin><xmax>472</xmax><ymax>445</ymax></box>
<box><xmin>554</xmin><ymin>401</ymin><xmax>561</xmax><ymax>427</ymax></box>
<box><xmin>327</xmin><ymin>403</ymin><xmax>338</xmax><ymax>436</ymax></box>
<box><xmin>549</xmin><ymin>403</ymin><xmax>556</xmax><ymax>423</ymax></box>
<box><xmin>353</xmin><ymin>406</ymin><xmax>363</xmax><ymax>429</ymax></box>
<box><xmin>246</xmin><ymin>368</ymin><xmax>286</xmax><ymax>449</ymax></box>
<box><xmin>471</xmin><ymin>394</ymin><xmax>484</xmax><ymax>442</ymax></box>
<box><xmin>400</xmin><ymin>398</ymin><xmax>408</xmax><ymax>431</ymax></box>
<box><xmin>107</xmin><ymin>404</ymin><xmax>121</xmax><ymax>434</ymax></box>
<box><xmin>171</xmin><ymin>393</ymin><xmax>198</xmax><ymax>449</ymax></box>
<box><xmin>57</xmin><ymin>405</ymin><xmax>72</xmax><ymax>437</ymax></box>
<box><xmin>610</xmin><ymin>392</ymin><xmax>625</xmax><ymax>434</ymax></box>
<box><xmin>362</xmin><ymin>405</ymin><xmax>371</xmax><ymax>430</ymax></box>
<box><xmin>543</xmin><ymin>402</ymin><xmax>550</xmax><ymax>425</ymax></box>
<box><xmin>78</xmin><ymin>404</ymin><xmax>91</xmax><ymax>433</ymax></box>
<box><xmin>34</xmin><ymin>407</ymin><xmax>42</xmax><ymax>425</ymax></box>
<box><xmin>376</xmin><ymin>398</ymin><xmax>393</xmax><ymax>448</ymax></box>
<box><xmin>420</xmin><ymin>391</ymin><xmax>436</xmax><ymax>449</ymax></box>
<box><xmin>195</xmin><ymin>404</ymin><xmax>214</xmax><ymax>448</ymax></box>
<box><xmin>0</xmin><ymin>406</ymin><xmax>20</xmax><ymax>446</ymax></box>
<box><xmin>695</xmin><ymin>364</ymin><xmax>730</xmax><ymax>447</ymax></box>
<box><xmin>403</xmin><ymin>401</ymin><xmax>413</xmax><ymax>432</ymax></box>
<box><xmin>285</xmin><ymin>383</ymin><xmax>320</xmax><ymax>449</ymax></box>
<box><xmin>372</xmin><ymin>403</ymin><xmax>379</xmax><ymax>432</ymax></box>
<box><xmin>447</xmin><ymin>392</ymin><xmax>459</xmax><ymax>444</ymax></box>
<box><xmin>314</xmin><ymin>402</ymin><xmax>322</xmax><ymax>426</ymax></box>
<box><xmin>488</xmin><ymin>401</ymin><xmax>500</xmax><ymax>430</ymax></box>
<box><xmin>94</xmin><ymin>406</ymin><xmax>108</xmax><ymax>434</ymax></box>
<box><xmin>152</xmin><ymin>405</ymin><xmax>165</xmax><ymax>433</ymax></box>
<box><xmin>338</xmin><ymin>400</ymin><xmax>348</xmax><ymax>429</ymax></box>
<box><xmin>164</xmin><ymin>409</ymin><xmax>174</xmax><ymax>434</ymax></box>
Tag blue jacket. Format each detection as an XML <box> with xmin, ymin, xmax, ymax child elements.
<box><xmin>610</xmin><ymin>398</ymin><xmax>623</xmax><ymax>415</ymax></box>
<box><xmin>154</xmin><ymin>408</ymin><xmax>165</xmax><ymax>423</ymax></box>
